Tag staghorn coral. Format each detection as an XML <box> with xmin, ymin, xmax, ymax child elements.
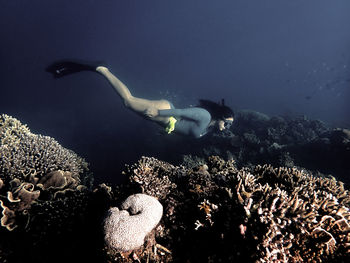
<box><xmin>104</xmin><ymin>193</ymin><xmax>163</xmax><ymax>253</ymax></box>
<box><xmin>235</xmin><ymin>164</ymin><xmax>350</xmax><ymax>262</ymax></box>
<box><xmin>124</xmin><ymin>157</ymin><xmax>178</xmax><ymax>200</ymax></box>
<box><xmin>116</xmin><ymin>155</ymin><xmax>350</xmax><ymax>262</ymax></box>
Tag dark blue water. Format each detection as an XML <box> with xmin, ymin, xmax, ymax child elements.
<box><xmin>1</xmin><ymin>0</ymin><xmax>349</xmax><ymax>184</ymax></box>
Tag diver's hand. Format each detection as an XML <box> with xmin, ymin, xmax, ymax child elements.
<box><xmin>144</xmin><ymin>107</ymin><xmax>159</xmax><ymax>118</ymax></box>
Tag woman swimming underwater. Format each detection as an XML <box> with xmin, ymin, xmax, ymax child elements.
<box><xmin>46</xmin><ymin>61</ymin><xmax>234</xmax><ymax>138</ymax></box>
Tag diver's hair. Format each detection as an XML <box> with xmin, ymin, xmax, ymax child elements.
<box><xmin>198</xmin><ymin>99</ymin><xmax>234</xmax><ymax>120</ymax></box>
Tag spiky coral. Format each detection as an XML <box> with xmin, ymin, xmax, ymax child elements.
<box><xmin>236</xmin><ymin>164</ymin><xmax>350</xmax><ymax>262</ymax></box>
<box><xmin>0</xmin><ymin>114</ymin><xmax>91</xmax><ymax>231</ymax></box>
<box><xmin>0</xmin><ymin>114</ymin><xmax>30</xmax><ymax>145</ymax></box>
<box><xmin>0</xmin><ymin>114</ymin><xmax>93</xmax><ymax>262</ymax></box>
<box><xmin>124</xmin><ymin>157</ymin><xmax>178</xmax><ymax>199</ymax></box>
<box><xmin>0</xmin><ymin>114</ymin><xmax>88</xmax><ymax>183</ymax></box>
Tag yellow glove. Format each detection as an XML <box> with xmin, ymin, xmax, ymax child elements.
<box><xmin>165</xmin><ymin>117</ymin><xmax>177</xmax><ymax>134</ymax></box>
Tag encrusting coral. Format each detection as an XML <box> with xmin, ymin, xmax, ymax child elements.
<box><xmin>104</xmin><ymin>193</ymin><xmax>163</xmax><ymax>253</ymax></box>
<box><xmin>111</xmin><ymin>155</ymin><xmax>350</xmax><ymax>263</ymax></box>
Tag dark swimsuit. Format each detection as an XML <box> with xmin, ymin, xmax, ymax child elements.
<box><xmin>158</xmin><ymin>107</ymin><xmax>212</xmax><ymax>138</ymax></box>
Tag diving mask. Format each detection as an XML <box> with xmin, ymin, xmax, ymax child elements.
<box><xmin>223</xmin><ymin>117</ymin><xmax>234</xmax><ymax>129</ymax></box>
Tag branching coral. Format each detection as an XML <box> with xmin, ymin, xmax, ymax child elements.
<box><xmin>0</xmin><ymin>114</ymin><xmax>91</xmax><ymax>232</ymax></box>
<box><xmin>1</xmin><ymin>112</ymin><xmax>347</xmax><ymax>262</ymax></box>
<box><xmin>118</xmin><ymin>155</ymin><xmax>350</xmax><ymax>262</ymax></box>
<box><xmin>232</xmin><ymin>164</ymin><xmax>350</xmax><ymax>262</ymax></box>
<box><xmin>0</xmin><ymin>114</ymin><xmax>94</xmax><ymax>263</ymax></box>
<box><xmin>103</xmin><ymin>193</ymin><xmax>163</xmax><ymax>252</ymax></box>
<box><xmin>0</xmin><ymin>133</ymin><xmax>87</xmax><ymax>182</ymax></box>
<box><xmin>124</xmin><ymin>157</ymin><xmax>178</xmax><ymax>199</ymax></box>
<box><xmin>0</xmin><ymin>114</ymin><xmax>31</xmax><ymax>146</ymax></box>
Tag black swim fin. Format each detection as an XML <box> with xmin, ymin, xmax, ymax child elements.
<box><xmin>46</xmin><ymin>60</ymin><xmax>98</xmax><ymax>78</ymax></box>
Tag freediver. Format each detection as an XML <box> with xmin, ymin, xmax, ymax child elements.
<box><xmin>46</xmin><ymin>61</ymin><xmax>234</xmax><ymax>138</ymax></box>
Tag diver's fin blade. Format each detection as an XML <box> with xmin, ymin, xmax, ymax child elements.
<box><xmin>45</xmin><ymin>60</ymin><xmax>98</xmax><ymax>78</ymax></box>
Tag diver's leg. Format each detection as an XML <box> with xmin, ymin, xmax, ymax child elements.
<box><xmin>96</xmin><ymin>66</ymin><xmax>132</xmax><ymax>103</ymax></box>
<box><xmin>96</xmin><ymin>66</ymin><xmax>172</xmax><ymax>119</ymax></box>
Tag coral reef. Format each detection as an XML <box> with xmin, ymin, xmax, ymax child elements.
<box><xmin>104</xmin><ymin>193</ymin><xmax>163</xmax><ymax>253</ymax></box>
<box><xmin>0</xmin><ymin>113</ymin><xmax>31</xmax><ymax>145</ymax></box>
<box><xmin>111</xmin><ymin>156</ymin><xmax>350</xmax><ymax>262</ymax></box>
<box><xmin>0</xmin><ymin>114</ymin><xmax>90</xmax><ymax>231</ymax></box>
<box><xmin>1</xmin><ymin>112</ymin><xmax>349</xmax><ymax>263</ymax></box>
<box><xmin>0</xmin><ymin>114</ymin><xmax>93</xmax><ymax>262</ymax></box>
<box><xmin>125</xmin><ymin>157</ymin><xmax>178</xmax><ymax>199</ymax></box>
<box><xmin>175</xmin><ymin>109</ymin><xmax>349</xmax><ymax>186</ymax></box>
<box><xmin>206</xmin><ymin>110</ymin><xmax>331</xmax><ymax>166</ymax></box>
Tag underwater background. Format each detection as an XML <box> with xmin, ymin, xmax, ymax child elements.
<box><xmin>1</xmin><ymin>0</ymin><xmax>349</xmax><ymax>186</ymax></box>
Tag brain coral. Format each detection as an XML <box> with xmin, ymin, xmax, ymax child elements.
<box><xmin>104</xmin><ymin>193</ymin><xmax>163</xmax><ymax>252</ymax></box>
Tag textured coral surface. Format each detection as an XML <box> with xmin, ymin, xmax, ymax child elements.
<box><xmin>109</xmin><ymin>156</ymin><xmax>350</xmax><ymax>263</ymax></box>
<box><xmin>1</xmin><ymin>113</ymin><xmax>349</xmax><ymax>263</ymax></box>
<box><xmin>104</xmin><ymin>193</ymin><xmax>163</xmax><ymax>252</ymax></box>
<box><xmin>0</xmin><ymin>114</ymin><xmax>93</xmax><ymax>263</ymax></box>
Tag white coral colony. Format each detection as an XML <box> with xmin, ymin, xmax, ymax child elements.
<box><xmin>103</xmin><ymin>193</ymin><xmax>163</xmax><ymax>252</ymax></box>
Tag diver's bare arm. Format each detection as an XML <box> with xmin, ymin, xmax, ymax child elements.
<box><xmin>96</xmin><ymin>66</ymin><xmax>132</xmax><ymax>101</ymax></box>
<box><xmin>159</xmin><ymin>108</ymin><xmax>209</xmax><ymax>123</ymax></box>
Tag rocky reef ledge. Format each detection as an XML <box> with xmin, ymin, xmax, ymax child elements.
<box><xmin>0</xmin><ymin>114</ymin><xmax>349</xmax><ymax>263</ymax></box>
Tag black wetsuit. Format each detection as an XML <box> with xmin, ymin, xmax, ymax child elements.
<box><xmin>158</xmin><ymin>107</ymin><xmax>212</xmax><ymax>138</ymax></box>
